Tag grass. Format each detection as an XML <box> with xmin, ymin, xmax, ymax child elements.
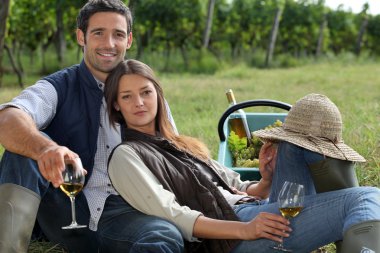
<box><xmin>0</xmin><ymin>60</ymin><xmax>379</xmax><ymax>252</ymax></box>
<box><xmin>158</xmin><ymin>62</ymin><xmax>380</xmax><ymax>187</ymax></box>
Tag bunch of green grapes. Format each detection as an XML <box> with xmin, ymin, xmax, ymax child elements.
<box><xmin>236</xmin><ymin>158</ymin><xmax>260</xmax><ymax>167</ymax></box>
<box><xmin>233</xmin><ymin>145</ymin><xmax>259</xmax><ymax>167</ymax></box>
<box><xmin>249</xmin><ymin>136</ymin><xmax>262</xmax><ymax>158</ymax></box>
<box><xmin>265</xmin><ymin>119</ymin><xmax>283</xmax><ymax>129</ymax></box>
<box><xmin>247</xmin><ymin>119</ymin><xmax>283</xmax><ymax>156</ymax></box>
<box><xmin>237</xmin><ymin>145</ymin><xmax>256</xmax><ymax>160</ymax></box>
<box><xmin>229</xmin><ymin>119</ymin><xmax>283</xmax><ymax>168</ymax></box>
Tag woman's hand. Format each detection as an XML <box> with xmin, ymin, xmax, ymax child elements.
<box><xmin>241</xmin><ymin>212</ymin><xmax>291</xmax><ymax>242</ymax></box>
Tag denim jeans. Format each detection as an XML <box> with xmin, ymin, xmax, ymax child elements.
<box><xmin>0</xmin><ymin>150</ymin><xmax>184</xmax><ymax>253</ymax></box>
<box><xmin>231</xmin><ymin>142</ymin><xmax>380</xmax><ymax>253</ymax></box>
<box><xmin>97</xmin><ymin>195</ymin><xmax>183</xmax><ymax>253</ymax></box>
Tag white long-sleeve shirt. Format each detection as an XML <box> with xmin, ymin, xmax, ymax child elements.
<box><xmin>108</xmin><ymin>144</ymin><xmax>257</xmax><ymax>241</ymax></box>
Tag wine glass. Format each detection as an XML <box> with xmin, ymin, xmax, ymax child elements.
<box><xmin>271</xmin><ymin>181</ymin><xmax>305</xmax><ymax>252</ymax></box>
<box><xmin>60</xmin><ymin>158</ymin><xmax>87</xmax><ymax>229</ymax></box>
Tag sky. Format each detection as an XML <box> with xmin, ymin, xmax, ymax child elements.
<box><xmin>324</xmin><ymin>0</ymin><xmax>380</xmax><ymax>15</ymax></box>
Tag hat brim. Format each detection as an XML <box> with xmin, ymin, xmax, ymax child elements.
<box><xmin>253</xmin><ymin>127</ymin><xmax>366</xmax><ymax>163</ymax></box>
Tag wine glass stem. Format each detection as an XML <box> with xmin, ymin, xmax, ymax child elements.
<box><xmin>70</xmin><ymin>196</ymin><xmax>78</xmax><ymax>224</ymax></box>
<box><xmin>278</xmin><ymin>217</ymin><xmax>289</xmax><ymax>249</ymax></box>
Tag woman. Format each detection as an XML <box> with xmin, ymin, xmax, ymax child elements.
<box><xmin>105</xmin><ymin>59</ymin><xmax>380</xmax><ymax>253</ymax></box>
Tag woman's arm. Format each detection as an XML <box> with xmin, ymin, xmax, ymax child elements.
<box><xmin>109</xmin><ymin>145</ymin><xmax>290</xmax><ymax>242</ymax></box>
<box><xmin>193</xmin><ymin>212</ymin><xmax>290</xmax><ymax>242</ymax></box>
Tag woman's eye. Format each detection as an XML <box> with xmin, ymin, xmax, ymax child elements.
<box><xmin>142</xmin><ymin>90</ymin><xmax>152</xmax><ymax>96</ymax></box>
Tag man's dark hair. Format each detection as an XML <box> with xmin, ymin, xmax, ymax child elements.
<box><xmin>77</xmin><ymin>0</ymin><xmax>133</xmax><ymax>36</ymax></box>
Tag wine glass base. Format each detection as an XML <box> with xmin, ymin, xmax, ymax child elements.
<box><xmin>62</xmin><ymin>224</ymin><xmax>87</xmax><ymax>230</ymax></box>
<box><xmin>270</xmin><ymin>245</ymin><xmax>292</xmax><ymax>252</ymax></box>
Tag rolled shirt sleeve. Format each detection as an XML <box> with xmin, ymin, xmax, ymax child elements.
<box><xmin>108</xmin><ymin>144</ymin><xmax>202</xmax><ymax>241</ymax></box>
<box><xmin>0</xmin><ymin>80</ymin><xmax>58</xmax><ymax>129</ymax></box>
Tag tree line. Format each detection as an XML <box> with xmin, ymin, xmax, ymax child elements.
<box><xmin>0</xmin><ymin>0</ymin><xmax>379</xmax><ymax>88</ymax></box>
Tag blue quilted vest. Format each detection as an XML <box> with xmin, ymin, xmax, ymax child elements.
<box><xmin>42</xmin><ymin>60</ymin><xmax>104</xmax><ymax>183</ymax></box>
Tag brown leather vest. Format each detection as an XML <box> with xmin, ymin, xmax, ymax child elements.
<box><xmin>120</xmin><ymin>129</ymin><xmax>240</xmax><ymax>253</ymax></box>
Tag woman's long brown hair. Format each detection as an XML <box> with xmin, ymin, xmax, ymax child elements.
<box><xmin>104</xmin><ymin>59</ymin><xmax>210</xmax><ymax>161</ymax></box>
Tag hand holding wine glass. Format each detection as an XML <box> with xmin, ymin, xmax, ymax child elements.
<box><xmin>60</xmin><ymin>157</ymin><xmax>87</xmax><ymax>229</ymax></box>
<box><xmin>271</xmin><ymin>181</ymin><xmax>305</xmax><ymax>252</ymax></box>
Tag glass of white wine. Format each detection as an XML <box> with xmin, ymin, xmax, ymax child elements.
<box><xmin>271</xmin><ymin>181</ymin><xmax>305</xmax><ymax>252</ymax></box>
<box><xmin>60</xmin><ymin>158</ymin><xmax>87</xmax><ymax>229</ymax></box>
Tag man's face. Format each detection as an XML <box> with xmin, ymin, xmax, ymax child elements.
<box><xmin>76</xmin><ymin>12</ymin><xmax>132</xmax><ymax>82</ymax></box>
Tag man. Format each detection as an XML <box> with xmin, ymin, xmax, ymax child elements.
<box><xmin>0</xmin><ymin>1</ymin><xmax>183</xmax><ymax>252</ymax></box>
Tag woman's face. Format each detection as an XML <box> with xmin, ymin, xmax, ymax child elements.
<box><xmin>114</xmin><ymin>74</ymin><xmax>158</xmax><ymax>135</ymax></box>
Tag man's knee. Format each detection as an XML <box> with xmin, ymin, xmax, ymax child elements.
<box><xmin>0</xmin><ymin>150</ymin><xmax>49</xmax><ymax>196</ymax></box>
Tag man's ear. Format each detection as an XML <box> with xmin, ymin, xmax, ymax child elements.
<box><xmin>126</xmin><ymin>32</ymin><xmax>133</xmax><ymax>49</ymax></box>
<box><xmin>76</xmin><ymin>29</ymin><xmax>85</xmax><ymax>47</ymax></box>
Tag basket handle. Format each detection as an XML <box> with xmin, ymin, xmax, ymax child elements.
<box><xmin>217</xmin><ymin>99</ymin><xmax>292</xmax><ymax>142</ymax></box>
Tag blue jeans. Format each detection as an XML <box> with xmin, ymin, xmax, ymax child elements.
<box><xmin>231</xmin><ymin>142</ymin><xmax>380</xmax><ymax>253</ymax></box>
<box><xmin>0</xmin><ymin>150</ymin><xmax>184</xmax><ymax>253</ymax></box>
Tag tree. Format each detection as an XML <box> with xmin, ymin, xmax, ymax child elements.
<box><xmin>55</xmin><ymin>0</ymin><xmax>66</xmax><ymax>66</ymax></box>
<box><xmin>316</xmin><ymin>13</ymin><xmax>328</xmax><ymax>58</ymax></box>
<box><xmin>265</xmin><ymin>0</ymin><xmax>285</xmax><ymax>67</ymax></box>
<box><xmin>4</xmin><ymin>44</ymin><xmax>24</xmax><ymax>88</ymax></box>
<box><xmin>0</xmin><ymin>0</ymin><xmax>11</xmax><ymax>88</ymax></box>
<box><xmin>7</xmin><ymin>0</ymin><xmax>56</xmax><ymax>74</ymax></box>
<box><xmin>314</xmin><ymin>0</ymin><xmax>329</xmax><ymax>58</ymax></box>
<box><xmin>203</xmin><ymin>0</ymin><xmax>216</xmax><ymax>48</ymax></box>
<box><xmin>132</xmin><ymin>0</ymin><xmax>202</xmax><ymax>71</ymax></box>
<box><xmin>355</xmin><ymin>3</ymin><xmax>369</xmax><ymax>56</ymax></box>
<box><xmin>327</xmin><ymin>6</ymin><xmax>357</xmax><ymax>54</ymax></box>
<box><xmin>366</xmin><ymin>14</ymin><xmax>380</xmax><ymax>55</ymax></box>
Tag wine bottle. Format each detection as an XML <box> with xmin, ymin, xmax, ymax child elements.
<box><xmin>225</xmin><ymin>89</ymin><xmax>252</xmax><ymax>142</ymax></box>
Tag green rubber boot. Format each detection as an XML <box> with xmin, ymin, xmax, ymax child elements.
<box><xmin>0</xmin><ymin>183</ymin><xmax>41</xmax><ymax>253</ymax></box>
<box><xmin>341</xmin><ymin>221</ymin><xmax>380</xmax><ymax>253</ymax></box>
<box><xmin>308</xmin><ymin>157</ymin><xmax>359</xmax><ymax>192</ymax></box>
<box><xmin>308</xmin><ymin>157</ymin><xmax>359</xmax><ymax>252</ymax></box>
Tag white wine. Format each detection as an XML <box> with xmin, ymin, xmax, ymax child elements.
<box><xmin>225</xmin><ymin>89</ymin><xmax>252</xmax><ymax>141</ymax></box>
<box><xmin>279</xmin><ymin>206</ymin><xmax>303</xmax><ymax>218</ymax></box>
<box><xmin>60</xmin><ymin>183</ymin><xmax>84</xmax><ymax>197</ymax></box>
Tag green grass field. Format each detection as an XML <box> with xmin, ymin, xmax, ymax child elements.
<box><xmin>1</xmin><ymin>61</ymin><xmax>379</xmax><ymax>252</ymax></box>
<box><xmin>159</xmin><ymin>62</ymin><xmax>380</xmax><ymax>187</ymax></box>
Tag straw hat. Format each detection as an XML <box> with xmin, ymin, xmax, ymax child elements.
<box><xmin>253</xmin><ymin>93</ymin><xmax>366</xmax><ymax>162</ymax></box>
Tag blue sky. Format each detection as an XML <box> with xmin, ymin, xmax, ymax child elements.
<box><xmin>324</xmin><ymin>0</ymin><xmax>380</xmax><ymax>15</ymax></box>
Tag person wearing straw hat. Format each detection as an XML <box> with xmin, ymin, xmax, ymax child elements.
<box><xmin>104</xmin><ymin>61</ymin><xmax>380</xmax><ymax>253</ymax></box>
<box><xmin>253</xmin><ymin>93</ymin><xmax>380</xmax><ymax>253</ymax></box>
